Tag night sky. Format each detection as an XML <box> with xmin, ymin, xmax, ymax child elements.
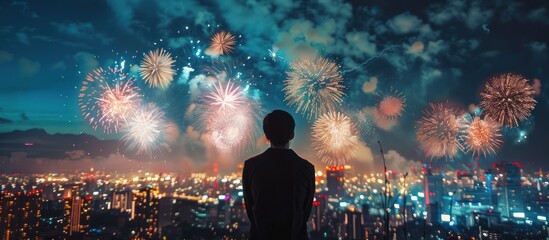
<box><xmin>0</xmin><ymin>0</ymin><xmax>548</xmax><ymax>173</ymax></box>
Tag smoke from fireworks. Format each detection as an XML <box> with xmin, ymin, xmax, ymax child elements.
<box><xmin>284</xmin><ymin>56</ymin><xmax>345</xmax><ymax>121</ymax></box>
<box><xmin>416</xmin><ymin>103</ymin><xmax>466</xmax><ymax>159</ymax></box>
<box><xmin>480</xmin><ymin>73</ymin><xmax>537</xmax><ymax>127</ymax></box>
<box><xmin>376</xmin><ymin>91</ymin><xmax>406</xmax><ymax>119</ymax></box>
<box><xmin>311</xmin><ymin>112</ymin><xmax>361</xmax><ymax>166</ymax></box>
<box><xmin>139</xmin><ymin>48</ymin><xmax>176</xmax><ymax>88</ymax></box>
<box><xmin>202</xmin><ymin>80</ymin><xmax>256</xmax><ymax>151</ymax></box>
<box><xmin>463</xmin><ymin>116</ymin><xmax>503</xmax><ymax>157</ymax></box>
<box><xmin>79</xmin><ymin>67</ymin><xmax>141</xmax><ymax>133</ymax></box>
<box><xmin>209</xmin><ymin>31</ymin><xmax>236</xmax><ymax>55</ymax></box>
<box><xmin>122</xmin><ymin>103</ymin><xmax>168</xmax><ymax>154</ymax></box>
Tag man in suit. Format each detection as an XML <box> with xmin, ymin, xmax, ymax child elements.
<box><xmin>243</xmin><ymin>110</ymin><xmax>315</xmax><ymax>240</ymax></box>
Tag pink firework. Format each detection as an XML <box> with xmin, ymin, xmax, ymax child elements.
<box><xmin>416</xmin><ymin>103</ymin><xmax>466</xmax><ymax>160</ymax></box>
<box><xmin>201</xmin><ymin>80</ymin><xmax>257</xmax><ymax>151</ymax></box>
<box><xmin>79</xmin><ymin>67</ymin><xmax>141</xmax><ymax>134</ymax></box>
<box><xmin>377</xmin><ymin>93</ymin><xmax>406</xmax><ymax>119</ymax></box>
<box><xmin>463</xmin><ymin>116</ymin><xmax>503</xmax><ymax>157</ymax></box>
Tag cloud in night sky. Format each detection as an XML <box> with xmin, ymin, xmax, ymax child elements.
<box><xmin>18</xmin><ymin>57</ymin><xmax>40</xmax><ymax>78</ymax></box>
<box><xmin>16</xmin><ymin>32</ymin><xmax>29</xmax><ymax>45</ymax></box>
<box><xmin>0</xmin><ymin>117</ymin><xmax>13</xmax><ymax>124</ymax></box>
<box><xmin>387</xmin><ymin>12</ymin><xmax>424</xmax><ymax>35</ymax></box>
<box><xmin>528</xmin><ymin>41</ymin><xmax>548</xmax><ymax>53</ymax></box>
<box><xmin>427</xmin><ymin>0</ymin><xmax>494</xmax><ymax>29</ymax></box>
<box><xmin>52</xmin><ymin>22</ymin><xmax>111</xmax><ymax>45</ymax></box>
<box><xmin>384</xmin><ymin>150</ymin><xmax>421</xmax><ymax>174</ymax></box>
<box><xmin>73</xmin><ymin>51</ymin><xmax>99</xmax><ymax>73</ymax></box>
<box><xmin>0</xmin><ymin>50</ymin><xmax>13</xmax><ymax>63</ymax></box>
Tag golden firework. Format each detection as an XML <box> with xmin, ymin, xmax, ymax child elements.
<box><xmin>416</xmin><ymin>103</ymin><xmax>466</xmax><ymax>160</ymax></box>
<box><xmin>209</xmin><ymin>31</ymin><xmax>236</xmax><ymax>55</ymax></box>
<box><xmin>311</xmin><ymin>112</ymin><xmax>360</xmax><ymax>166</ymax></box>
<box><xmin>480</xmin><ymin>73</ymin><xmax>536</xmax><ymax>127</ymax></box>
<box><xmin>139</xmin><ymin>48</ymin><xmax>176</xmax><ymax>88</ymax></box>
<box><xmin>284</xmin><ymin>56</ymin><xmax>345</xmax><ymax>121</ymax></box>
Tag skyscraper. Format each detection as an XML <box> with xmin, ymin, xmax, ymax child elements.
<box><xmin>132</xmin><ymin>186</ymin><xmax>160</xmax><ymax>239</ymax></box>
<box><xmin>343</xmin><ymin>210</ymin><xmax>365</xmax><ymax>240</ymax></box>
<box><xmin>62</xmin><ymin>185</ymin><xmax>91</xmax><ymax>236</ymax></box>
<box><xmin>112</xmin><ymin>190</ymin><xmax>132</xmax><ymax>213</ymax></box>
<box><xmin>217</xmin><ymin>194</ymin><xmax>231</xmax><ymax>228</ymax></box>
<box><xmin>0</xmin><ymin>190</ymin><xmax>42</xmax><ymax>240</ymax></box>
<box><xmin>424</xmin><ymin>168</ymin><xmax>444</xmax><ymax>224</ymax></box>
<box><xmin>494</xmin><ymin>162</ymin><xmax>524</xmax><ymax>221</ymax></box>
<box><xmin>326</xmin><ymin>166</ymin><xmax>345</xmax><ymax>197</ymax></box>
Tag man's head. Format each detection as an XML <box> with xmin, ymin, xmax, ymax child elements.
<box><xmin>263</xmin><ymin>110</ymin><xmax>295</xmax><ymax>147</ymax></box>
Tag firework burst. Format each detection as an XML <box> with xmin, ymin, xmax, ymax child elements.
<box><xmin>139</xmin><ymin>48</ymin><xmax>176</xmax><ymax>88</ymax></box>
<box><xmin>209</xmin><ymin>31</ymin><xmax>236</xmax><ymax>55</ymax></box>
<box><xmin>480</xmin><ymin>73</ymin><xmax>536</xmax><ymax>127</ymax></box>
<box><xmin>207</xmin><ymin>109</ymin><xmax>253</xmax><ymax>151</ymax></box>
<box><xmin>463</xmin><ymin>116</ymin><xmax>503</xmax><ymax>157</ymax></box>
<box><xmin>201</xmin><ymin>80</ymin><xmax>258</xmax><ymax>151</ymax></box>
<box><xmin>376</xmin><ymin>90</ymin><xmax>406</xmax><ymax>119</ymax></box>
<box><xmin>122</xmin><ymin>103</ymin><xmax>168</xmax><ymax>154</ymax></box>
<box><xmin>206</xmin><ymin>80</ymin><xmax>244</xmax><ymax>112</ymax></box>
<box><xmin>311</xmin><ymin>112</ymin><xmax>361</xmax><ymax>166</ymax></box>
<box><xmin>284</xmin><ymin>56</ymin><xmax>345</xmax><ymax>121</ymax></box>
<box><xmin>79</xmin><ymin>67</ymin><xmax>141</xmax><ymax>133</ymax></box>
<box><xmin>416</xmin><ymin>103</ymin><xmax>466</xmax><ymax>159</ymax></box>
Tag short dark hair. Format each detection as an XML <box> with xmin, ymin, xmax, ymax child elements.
<box><xmin>263</xmin><ymin>110</ymin><xmax>295</xmax><ymax>146</ymax></box>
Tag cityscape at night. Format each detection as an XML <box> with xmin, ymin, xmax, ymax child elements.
<box><xmin>1</xmin><ymin>0</ymin><xmax>549</xmax><ymax>239</ymax></box>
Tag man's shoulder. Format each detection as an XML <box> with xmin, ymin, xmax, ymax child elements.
<box><xmin>243</xmin><ymin>151</ymin><xmax>266</xmax><ymax>167</ymax></box>
<box><xmin>292</xmin><ymin>152</ymin><xmax>314</xmax><ymax>171</ymax></box>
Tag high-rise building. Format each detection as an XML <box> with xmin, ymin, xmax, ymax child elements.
<box><xmin>424</xmin><ymin>168</ymin><xmax>444</xmax><ymax>224</ymax></box>
<box><xmin>494</xmin><ymin>162</ymin><xmax>524</xmax><ymax>221</ymax></box>
<box><xmin>310</xmin><ymin>194</ymin><xmax>328</xmax><ymax>231</ymax></box>
<box><xmin>62</xmin><ymin>185</ymin><xmax>91</xmax><ymax>236</ymax></box>
<box><xmin>132</xmin><ymin>187</ymin><xmax>160</xmax><ymax>239</ymax></box>
<box><xmin>232</xmin><ymin>196</ymin><xmax>249</xmax><ymax>228</ymax></box>
<box><xmin>343</xmin><ymin>210</ymin><xmax>364</xmax><ymax>240</ymax></box>
<box><xmin>326</xmin><ymin>166</ymin><xmax>345</xmax><ymax>197</ymax></box>
<box><xmin>0</xmin><ymin>190</ymin><xmax>42</xmax><ymax>240</ymax></box>
<box><xmin>217</xmin><ymin>194</ymin><xmax>231</xmax><ymax>228</ymax></box>
<box><xmin>112</xmin><ymin>190</ymin><xmax>132</xmax><ymax>213</ymax></box>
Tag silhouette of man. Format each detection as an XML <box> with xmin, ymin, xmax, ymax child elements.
<box><xmin>243</xmin><ymin>110</ymin><xmax>315</xmax><ymax>240</ymax></box>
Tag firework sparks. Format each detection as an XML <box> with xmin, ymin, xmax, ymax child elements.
<box><xmin>311</xmin><ymin>112</ymin><xmax>361</xmax><ymax>166</ymax></box>
<box><xmin>480</xmin><ymin>73</ymin><xmax>537</xmax><ymax>127</ymax></box>
<box><xmin>79</xmin><ymin>67</ymin><xmax>141</xmax><ymax>134</ymax></box>
<box><xmin>209</xmin><ymin>31</ymin><xmax>236</xmax><ymax>55</ymax></box>
<box><xmin>416</xmin><ymin>103</ymin><xmax>466</xmax><ymax>159</ymax></box>
<box><xmin>463</xmin><ymin>116</ymin><xmax>503</xmax><ymax>157</ymax></box>
<box><xmin>206</xmin><ymin>80</ymin><xmax>244</xmax><ymax>112</ymax></box>
<box><xmin>201</xmin><ymin>80</ymin><xmax>257</xmax><ymax>151</ymax></box>
<box><xmin>139</xmin><ymin>48</ymin><xmax>176</xmax><ymax>88</ymax></box>
<box><xmin>207</xmin><ymin>109</ymin><xmax>253</xmax><ymax>151</ymax></box>
<box><xmin>284</xmin><ymin>56</ymin><xmax>345</xmax><ymax>121</ymax></box>
<box><xmin>376</xmin><ymin>91</ymin><xmax>406</xmax><ymax>119</ymax></box>
<box><xmin>122</xmin><ymin>103</ymin><xmax>168</xmax><ymax>154</ymax></box>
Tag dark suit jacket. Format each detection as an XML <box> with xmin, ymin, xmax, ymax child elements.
<box><xmin>243</xmin><ymin>148</ymin><xmax>315</xmax><ymax>240</ymax></box>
